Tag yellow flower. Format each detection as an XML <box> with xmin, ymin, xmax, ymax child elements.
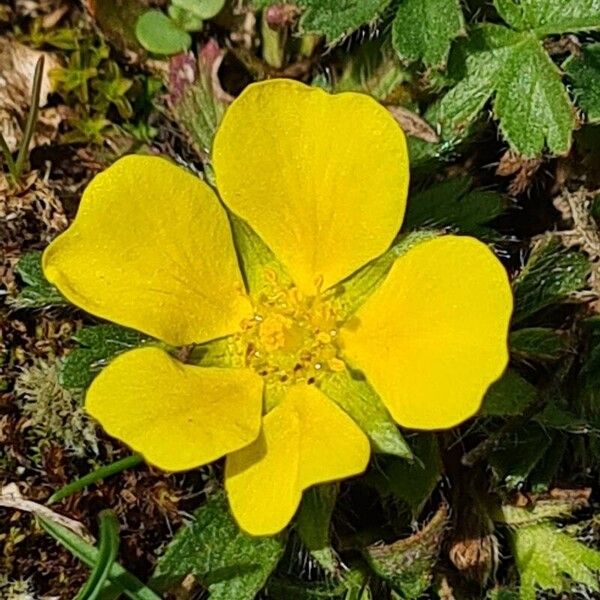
<box><xmin>42</xmin><ymin>79</ymin><xmax>513</xmax><ymax>535</ymax></box>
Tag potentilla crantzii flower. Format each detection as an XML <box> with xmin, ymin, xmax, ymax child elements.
<box><xmin>43</xmin><ymin>79</ymin><xmax>513</xmax><ymax>535</ymax></box>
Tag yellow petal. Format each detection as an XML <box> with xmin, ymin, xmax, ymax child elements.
<box><xmin>212</xmin><ymin>79</ymin><xmax>409</xmax><ymax>294</ymax></box>
<box><xmin>339</xmin><ymin>236</ymin><xmax>513</xmax><ymax>430</ymax></box>
<box><xmin>86</xmin><ymin>347</ymin><xmax>264</xmax><ymax>472</ymax></box>
<box><xmin>225</xmin><ymin>384</ymin><xmax>370</xmax><ymax>535</ymax></box>
<box><xmin>43</xmin><ymin>155</ymin><xmax>251</xmax><ymax>346</ymax></box>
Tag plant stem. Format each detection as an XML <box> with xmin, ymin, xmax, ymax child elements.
<box><xmin>48</xmin><ymin>454</ymin><xmax>143</xmax><ymax>504</ymax></box>
<box><xmin>14</xmin><ymin>55</ymin><xmax>45</xmax><ymax>181</ymax></box>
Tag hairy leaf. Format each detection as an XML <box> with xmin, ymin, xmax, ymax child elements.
<box><xmin>392</xmin><ymin>0</ymin><xmax>464</xmax><ymax>67</ymax></box>
<box><xmin>363</xmin><ymin>504</ymin><xmax>448</xmax><ymax>597</ymax></box>
<box><xmin>10</xmin><ymin>251</ymin><xmax>66</xmax><ymax>308</ymax></box>
<box><xmin>495</xmin><ymin>0</ymin><xmax>600</xmax><ymax>36</ymax></box>
<box><xmin>565</xmin><ymin>43</ymin><xmax>600</xmax><ymax>123</ymax></box>
<box><xmin>298</xmin><ymin>0</ymin><xmax>392</xmax><ymax>40</ymax></box>
<box><xmin>512</xmin><ymin>238</ymin><xmax>590</xmax><ymax>323</ymax></box>
<box><xmin>61</xmin><ymin>325</ymin><xmax>149</xmax><ymax>389</ymax></box>
<box><xmin>150</xmin><ymin>492</ymin><xmax>284</xmax><ymax>599</ymax></box>
<box><xmin>511</xmin><ymin>522</ymin><xmax>600</xmax><ymax>599</ymax></box>
<box><xmin>404</xmin><ymin>177</ymin><xmax>505</xmax><ymax>237</ymax></box>
<box><xmin>435</xmin><ymin>25</ymin><xmax>575</xmax><ymax>156</ymax></box>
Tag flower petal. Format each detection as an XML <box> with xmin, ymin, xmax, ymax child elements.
<box><xmin>225</xmin><ymin>384</ymin><xmax>370</xmax><ymax>535</ymax></box>
<box><xmin>43</xmin><ymin>155</ymin><xmax>251</xmax><ymax>346</ymax></box>
<box><xmin>212</xmin><ymin>79</ymin><xmax>409</xmax><ymax>294</ymax></box>
<box><xmin>339</xmin><ymin>236</ymin><xmax>513</xmax><ymax>430</ymax></box>
<box><xmin>86</xmin><ymin>347</ymin><xmax>264</xmax><ymax>472</ymax></box>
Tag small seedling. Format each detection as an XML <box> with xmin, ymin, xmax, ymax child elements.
<box><xmin>136</xmin><ymin>0</ymin><xmax>225</xmax><ymax>55</ymax></box>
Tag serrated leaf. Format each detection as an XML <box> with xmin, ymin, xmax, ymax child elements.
<box><xmin>494</xmin><ymin>35</ymin><xmax>575</xmax><ymax>157</ymax></box>
<box><xmin>299</xmin><ymin>0</ymin><xmax>392</xmax><ymax>41</ymax></box>
<box><xmin>481</xmin><ymin>370</ymin><xmax>536</xmax><ymax>417</ymax></box>
<box><xmin>511</xmin><ymin>522</ymin><xmax>600</xmax><ymax>600</ymax></box>
<box><xmin>392</xmin><ymin>0</ymin><xmax>464</xmax><ymax>67</ymax></box>
<box><xmin>363</xmin><ymin>504</ymin><xmax>448</xmax><ymax>597</ymax></box>
<box><xmin>512</xmin><ymin>238</ymin><xmax>590</xmax><ymax>323</ymax></box>
<box><xmin>135</xmin><ymin>10</ymin><xmax>191</xmax><ymax>55</ymax></box>
<box><xmin>296</xmin><ymin>485</ymin><xmax>339</xmax><ymax>573</ymax></box>
<box><xmin>150</xmin><ymin>492</ymin><xmax>285</xmax><ymax>599</ymax></box>
<box><xmin>319</xmin><ymin>370</ymin><xmax>412</xmax><ymax>459</ymax></box>
<box><xmin>435</xmin><ymin>24</ymin><xmax>575</xmax><ymax>157</ymax></box>
<box><xmin>495</xmin><ymin>0</ymin><xmax>600</xmax><ymax>36</ymax></box>
<box><xmin>10</xmin><ymin>251</ymin><xmax>66</xmax><ymax>308</ymax></box>
<box><xmin>379</xmin><ymin>433</ymin><xmax>441</xmax><ymax>514</ymax></box>
<box><xmin>509</xmin><ymin>327</ymin><xmax>569</xmax><ymax>361</ymax></box>
<box><xmin>61</xmin><ymin>325</ymin><xmax>149</xmax><ymax>389</ymax></box>
<box><xmin>403</xmin><ymin>177</ymin><xmax>505</xmax><ymax>237</ymax></box>
<box><xmin>565</xmin><ymin>43</ymin><xmax>600</xmax><ymax>123</ymax></box>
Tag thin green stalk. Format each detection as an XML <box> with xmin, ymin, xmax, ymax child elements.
<box><xmin>38</xmin><ymin>516</ymin><xmax>161</xmax><ymax>600</ymax></box>
<box><xmin>76</xmin><ymin>510</ymin><xmax>120</xmax><ymax>600</ymax></box>
<box><xmin>14</xmin><ymin>55</ymin><xmax>45</xmax><ymax>181</ymax></box>
<box><xmin>48</xmin><ymin>454</ymin><xmax>143</xmax><ymax>504</ymax></box>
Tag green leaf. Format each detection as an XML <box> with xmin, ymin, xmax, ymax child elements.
<box><xmin>135</xmin><ymin>10</ymin><xmax>191</xmax><ymax>55</ymax></box>
<box><xmin>150</xmin><ymin>492</ymin><xmax>285</xmax><ymax>599</ymax></box>
<box><xmin>565</xmin><ymin>43</ymin><xmax>600</xmax><ymax>123</ymax></box>
<box><xmin>490</xmin><ymin>423</ymin><xmax>552</xmax><ymax>488</ymax></box>
<box><xmin>38</xmin><ymin>516</ymin><xmax>161</xmax><ymax>600</ymax></box>
<box><xmin>61</xmin><ymin>325</ymin><xmax>149</xmax><ymax>389</ymax></box>
<box><xmin>172</xmin><ymin>0</ymin><xmax>225</xmax><ymax>19</ymax></box>
<box><xmin>378</xmin><ymin>433</ymin><xmax>441</xmax><ymax>514</ymax></box>
<box><xmin>512</xmin><ymin>238</ymin><xmax>590</xmax><ymax>323</ymax></box>
<box><xmin>403</xmin><ymin>177</ymin><xmax>505</xmax><ymax>237</ymax></box>
<box><xmin>509</xmin><ymin>327</ymin><xmax>569</xmax><ymax>361</ymax></box>
<box><xmin>268</xmin><ymin>571</ymin><xmax>367</xmax><ymax>599</ymax></box>
<box><xmin>10</xmin><ymin>251</ymin><xmax>66</xmax><ymax>308</ymax></box>
<box><xmin>319</xmin><ymin>369</ymin><xmax>412</xmax><ymax>459</ymax></box>
<box><xmin>392</xmin><ymin>0</ymin><xmax>464</xmax><ymax>67</ymax></box>
<box><xmin>511</xmin><ymin>522</ymin><xmax>600</xmax><ymax>600</ymax></box>
<box><xmin>494</xmin><ymin>35</ymin><xmax>575</xmax><ymax>157</ymax></box>
<box><xmin>363</xmin><ymin>504</ymin><xmax>448</xmax><ymax>597</ymax></box>
<box><xmin>296</xmin><ymin>485</ymin><xmax>338</xmax><ymax>573</ymax></box>
<box><xmin>481</xmin><ymin>370</ymin><xmax>536</xmax><ymax>416</ymax></box>
<box><xmin>75</xmin><ymin>510</ymin><xmax>120</xmax><ymax>600</ymax></box>
<box><xmin>435</xmin><ymin>24</ymin><xmax>575</xmax><ymax>156</ymax></box>
<box><xmin>299</xmin><ymin>0</ymin><xmax>392</xmax><ymax>41</ymax></box>
<box><xmin>495</xmin><ymin>0</ymin><xmax>600</xmax><ymax>36</ymax></box>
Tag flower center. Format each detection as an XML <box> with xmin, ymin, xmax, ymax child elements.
<box><xmin>236</xmin><ymin>270</ymin><xmax>345</xmax><ymax>386</ymax></box>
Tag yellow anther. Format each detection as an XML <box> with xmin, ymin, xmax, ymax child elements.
<box><xmin>236</xmin><ymin>269</ymin><xmax>346</xmax><ymax>386</ymax></box>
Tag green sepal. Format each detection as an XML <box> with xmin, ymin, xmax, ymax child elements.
<box><xmin>329</xmin><ymin>230</ymin><xmax>438</xmax><ymax>321</ymax></box>
<box><xmin>296</xmin><ymin>484</ymin><xmax>339</xmax><ymax>573</ymax></box>
<box><xmin>229</xmin><ymin>214</ymin><xmax>293</xmax><ymax>298</ymax></box>
<box><xmin>319</xmin><ymin>369</ymin><xmax>412</xmax><ymax>459</ymax></box>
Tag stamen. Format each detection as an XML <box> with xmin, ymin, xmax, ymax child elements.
<box><xmin>235</xmin><ymin>270</ymin><xmax>346</xmax><ymax>387</ymax></box>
